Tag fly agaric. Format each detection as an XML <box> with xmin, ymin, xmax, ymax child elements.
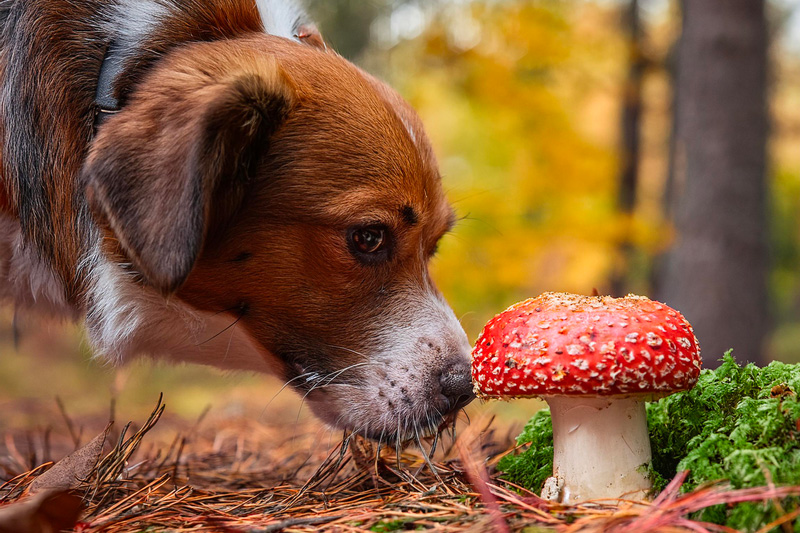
<box><xmin>472</xmin><ymin>292</ymin><xmax>701</xmax><ymax>503</ymax></box>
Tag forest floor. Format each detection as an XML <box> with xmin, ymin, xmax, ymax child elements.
<box><xmin>3</xmin><ymin>396</ymin><xmax>798</xmax><ymax>533</ymax></box>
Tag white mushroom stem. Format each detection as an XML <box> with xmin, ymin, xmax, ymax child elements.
<box><xmin>541</xmin><ymin>395</ymin><xmax>652</xmax><ymax>503</ymax></box>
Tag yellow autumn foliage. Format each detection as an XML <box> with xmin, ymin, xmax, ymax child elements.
<box><xmin>385</xmin><ymin>1</ymin><xmax>665</xmax><ymax>337</ymax></box>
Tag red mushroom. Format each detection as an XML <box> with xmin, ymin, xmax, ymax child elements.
<box><xmin>472</xmin><ymin>292</ymin><xmax>701</xmax><ymax>503</ymax></box>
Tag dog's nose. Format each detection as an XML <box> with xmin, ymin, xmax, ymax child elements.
<box><xmin>439</xmin><ymin>361</ymin><xmax>475</xmax><ymax>411</ymax></box>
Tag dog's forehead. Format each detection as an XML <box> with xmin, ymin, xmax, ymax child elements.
<box><xmin>290</xmin><ymin>57</ymin><xmax>432</xmax><ymax>161</ymax></box>
<box><xmin>268</xmin><ymin>39</ymin><xmax>432</xmax><ymax>157</ymax></box>
<box><xmin>263</xmin><ymin>40</ymin><xmax>446</xmax><ymax>222</ymax></box>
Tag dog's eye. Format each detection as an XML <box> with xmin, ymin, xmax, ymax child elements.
<box><xmin>351</xmin><ymin>226</ymin><xmax>385</xmax><ymax>254</ymax></box>
<box><xmin>348</xmin><ymin>225</ymin><xmax>390</xmax><ymax>263</ymax></box>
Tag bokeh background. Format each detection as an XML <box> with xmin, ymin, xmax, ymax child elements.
<box><xmin>1</xmin><ymin>0</ymin><xmax>799</xmax><ymax>431</ymax></box>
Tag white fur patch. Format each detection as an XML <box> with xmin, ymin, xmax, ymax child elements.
<box><xmin>255</xmin><ymin>0</ymin><xmax>308</xmax><ymax>39</ymax></box>
<box><xmin>85</xmin><ymin>248</ymin><xmax>273</xmax><ymax>372</ymax></box>
<box><xmin>105</xmin><ymin>0</ymin><xmax>170</xmax><ymax>48</ymax></box>
<box><xmin>105</xmin><ymin>0</ymin><xmax>310</xmax><ymax>48</ymax></box>
<box><xmin>0</xmin><ymin>218</ymin><xmax>274</xmax><ymax>372</ymax></box>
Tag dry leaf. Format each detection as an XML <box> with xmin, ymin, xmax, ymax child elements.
<box><xmin>0</xmin><ymin>490</ymin><xmax>83</xmax><ymax>533</ymax></box>
<box><xmin>29</xmin><ymin>423</ymin><xmax>112</xmax><ymax>494</ymax></box>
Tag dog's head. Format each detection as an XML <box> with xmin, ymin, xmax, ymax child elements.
<box><xmin>82</xmin><ymin>35</ymin><xmax>473</xmax><ymax>442</ymax></box>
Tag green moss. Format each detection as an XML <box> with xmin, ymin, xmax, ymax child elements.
<box><xmin>497</xmin><ymin>408</ymin><xmax>554</xmax><ymax>493</ymax></box>
<box><xmin>498</xmin><ymin>352</ymin><xmax>800</xmax><ymax>530</ymax></box>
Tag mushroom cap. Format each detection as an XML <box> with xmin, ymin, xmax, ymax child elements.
<box><xmin>472</xmin><ymin>292</ymin><xmax>701</xmax><ymax>399</ymax></box>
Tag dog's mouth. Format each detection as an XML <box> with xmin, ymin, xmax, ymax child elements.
<box><xmin>283</xmin><ymin>354</ymin><xmax>474</xmax><ymax>444</ymax></box>
<box><xmin>303</xmin><ymin>389</ymin><xmax>470</xmax><ymax>445</ymax></box>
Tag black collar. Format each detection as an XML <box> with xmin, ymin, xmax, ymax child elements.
<box><xmin>93</xmin><ymin>41</ymin><xmax>125</xmax><ymax>130</ymax></box>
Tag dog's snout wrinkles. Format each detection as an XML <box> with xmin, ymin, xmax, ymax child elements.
<box><xmin>439</xmin><ymin>361</ymin><xmax>475</xmax><ymax>411</ymax></box>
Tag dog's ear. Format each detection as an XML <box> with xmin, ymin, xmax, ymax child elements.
<box><xmin>295</xmin><ymin>23</ymin><xmax>326</xmax><ymax>50</ymax></box>
<box><xmin>83</xmin><ymin>65</ymin><xmax>293</xmax><ymax>294</ymax></box>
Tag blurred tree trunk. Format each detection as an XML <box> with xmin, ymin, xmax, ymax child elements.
<box><xmin>659</xmin><ymin>0</ymin><xmax>769</xmax><ymax>367</ymax></box>
<box><xmin>610</xmin><ymin>0</ymin><xmax>644</xmax><ymax>297</ymax></box>
<box><xmin>649</xmin><ymin>32</ymin><xmax>678</xmax><ymax>299</ymax></box>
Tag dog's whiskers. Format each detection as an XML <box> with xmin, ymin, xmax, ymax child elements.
<box><xmin>322</xmin><ymin>343</ymin><xmax>371</xmax><ymax>358</ymax></box>
<box><xmin>374</xmin><ymin>426</ymin><xmax>386</xmax><ymax>473</ymax></box>
<box><xmin>295</xmin><ymin>362</ymin><xmax>373</xmax><ymax>429</ymax></box>
<box><xmin>316</xmin><ymin>361</ymin><xmax>373</xmax><ymax>388</ymax></box>
<box><xmin>414</xmin><ymin>425</ymin><xmax>442</xmax><ymax>483</ymax></box>
<box><xmin>260</xmin><ymin>371</ymin><xmax>323</xmax><ymax>419</ymax></box>
<box><xmin>220</xmin><ymin>312</ymin><xmax>241</xmax><ymax>366</ymax></box>
<box><xmin>429</xmin><ymin>427</ymin><xmax>440</xmax><ymax>459</ymax></box>
<box><xmin>195</xmin><ymin>306</ymin><xmax>245</xmax><ymax>346</ymax></box>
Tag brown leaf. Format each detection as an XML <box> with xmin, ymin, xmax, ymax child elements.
<box><xmin>29</xmin><ymin>423</ymin><xmax>112</xmax><ymax>494</ymax></box>
<box><xmin>0</xmin><ymin>491</ymin><xmax>83</xmax><ymax>533</ymax></box>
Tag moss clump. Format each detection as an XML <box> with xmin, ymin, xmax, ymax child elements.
<box><xmin>498</xmin><ymin>352</ymin><xmax>800</xmax><ymax>530</ymax></box>
<box><xmin>498</xmin><ymin>407</ymin><xmax>554</xmax><ymax>493</ymax></box>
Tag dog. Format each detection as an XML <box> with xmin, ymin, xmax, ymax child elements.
<box><xmin>0</xmin><ymin>0</ymin><xmax>474</xmax><ymax>443</ymax></box>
